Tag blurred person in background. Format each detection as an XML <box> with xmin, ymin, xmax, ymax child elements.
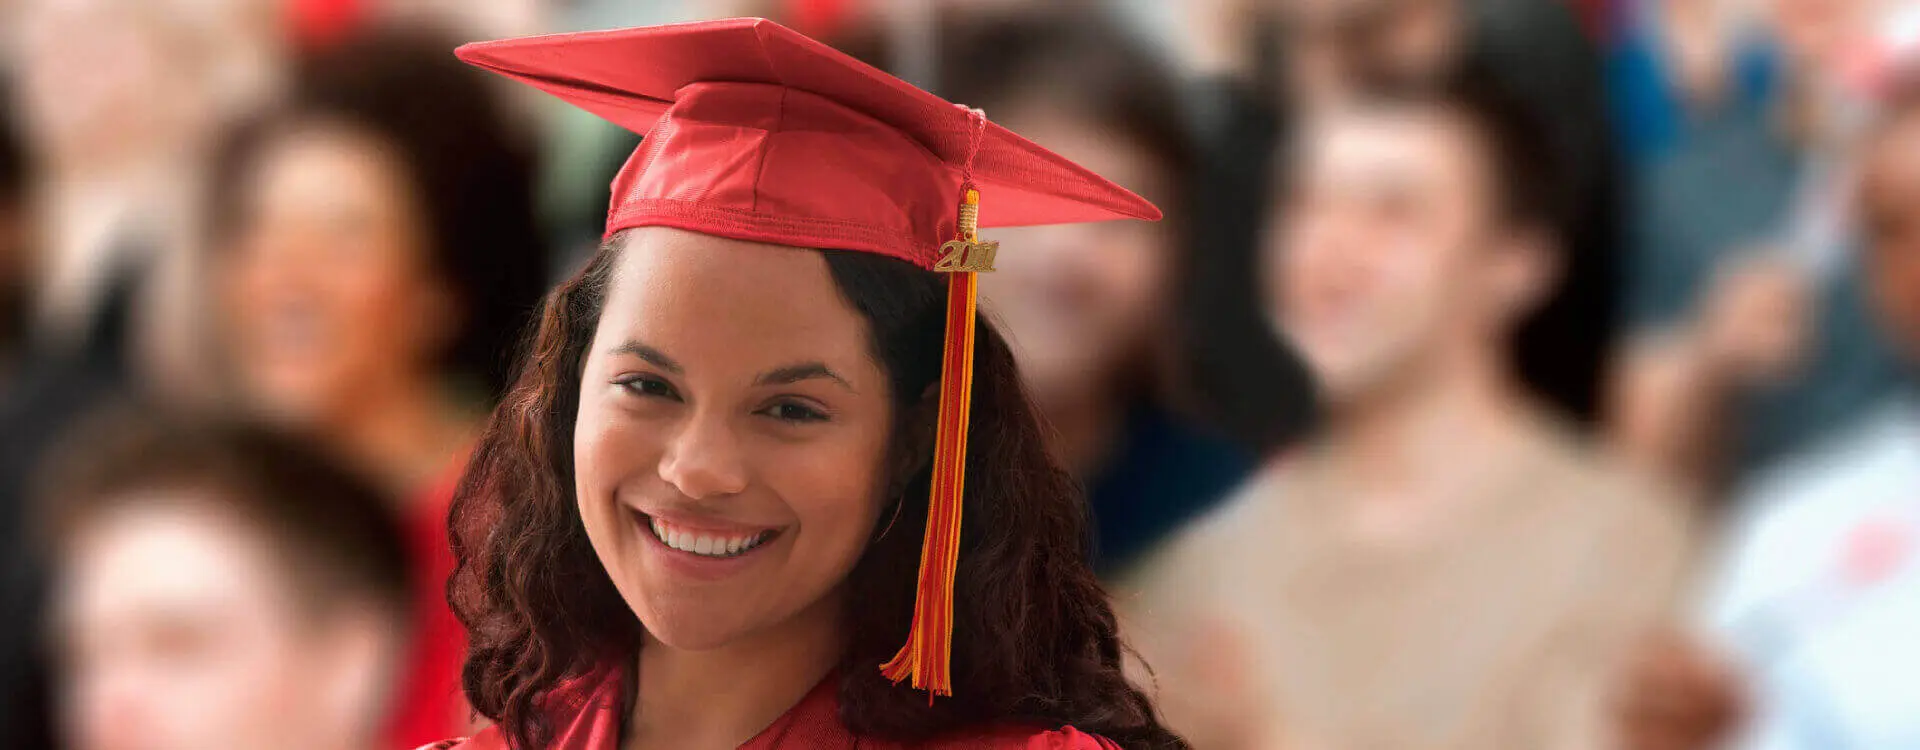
<box><xmin>1702</xmin><ymin>78</ymin><xmax>1920</xmax><ymax>750</ymax></box>
<box><xmin>205</xmin><ymin>26</ymin><xmax>549</xmax><ymax>748</ymax></box>
<box><xmin>834</xmin><ymin>9</ymin><xmax>1252</xmax><ymax>574</ymax></box>
<box><xmin>1606</xmin><ymin>0</ymin><xmax>1781</xmax><ymax>166</ymax></box>
<box><xmin>1175</xmin><ymin>0</ymin><xmax>1615</xmax><ymax>456</ymax></box>
<box><xmin>1121</xmin><ymin>73</ymin><xmax>1695</xmax><ymax>750</ymax></box>
<box><xmin>5</xmin><ymin>0</ymin><xmax>280</xmax><ymax>386</ymax></box>
<box><xmin>39</xmin><ymin>409</ymin><xmax>410</xmax><ymax>750</ymax></box>
<box><xmin>0</xmin><ymin>4</ymin><xmax>280</xmax><ymax>741</ymax></box>
<box><xmin>1611</xmin><ymin>0</ymin><xmax>1906</xmax><ymax>493</ymax></box>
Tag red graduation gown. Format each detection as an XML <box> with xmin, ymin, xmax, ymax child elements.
<box><xmin>417</xmin><ymin>665</ymin><xmax>1120</xmax><ymax>750</ymax></box>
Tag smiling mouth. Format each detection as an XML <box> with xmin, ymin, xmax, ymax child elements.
<box><xmin>642</xmin><ymin>514</ymin><xmax>779</xmax><ymax>559</ymax></box>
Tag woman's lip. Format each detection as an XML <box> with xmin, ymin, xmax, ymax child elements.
<box><xmin>630</xmin><ymin>507</ymin><xmax>783</xmax><ymax>536</ymax></box>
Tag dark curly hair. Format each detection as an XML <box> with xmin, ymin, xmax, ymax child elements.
<box><xmin>449</xmin><ymin>233</ymin><xmax>1187</xmax><ymax>749</ymax></box>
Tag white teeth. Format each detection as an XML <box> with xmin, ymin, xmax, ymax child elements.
<box><xmin>645</xmin><ymin>516</ymin><xmax>770</xmax><ymax>558</ymax></box>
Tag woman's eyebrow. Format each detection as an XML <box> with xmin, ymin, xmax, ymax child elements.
<box><xmin>756</xmin><ymin>362</ymin><xmax>853</xmax><ymax>391</ymax></box>
<box><xmin>607</xmin><ymin>341</ymin><xmax>682</xmax><ymax>374</ymax></box>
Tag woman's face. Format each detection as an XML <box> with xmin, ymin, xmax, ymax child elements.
<box><xmin>220</xmin><ymin>124</ymin><xmax>454</xmax><ymax>425</ymax></box>
<box><xmin>573</xmin><ymin>228</ymin><xmax>898</xmax><ymax>652</ymax></box>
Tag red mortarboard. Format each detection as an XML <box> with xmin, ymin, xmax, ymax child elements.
<box><xmin>456</xmin><ymin>17</ymin><xmax>1160</xmax><ymax>698</ymax></box>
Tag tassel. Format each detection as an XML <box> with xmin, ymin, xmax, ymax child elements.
<box><xmin>881</xmin><ymin>187</ymin><xmax>989</xmax><ymax>697</ymax></box>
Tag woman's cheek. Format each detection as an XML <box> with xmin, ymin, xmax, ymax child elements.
<box><xmin>572</xmin><ymin>390</ymin><xmax>654</xmax><ymax>520</ymax></box>
<box><xmin>772</xmin><ymin>431</ymin><xmax>890</xmax><ymax>565</ymax></box>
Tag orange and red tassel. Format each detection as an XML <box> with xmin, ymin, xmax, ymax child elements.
<box><xmin>881</xmin><ymin>187</ymin><xmax>987</xmax><ymax>697</ymax></box>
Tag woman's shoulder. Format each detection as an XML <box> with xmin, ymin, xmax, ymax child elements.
<box><xmin>919</xmin><ymin>724</ymin><xmax>1123</xmax><ymax>750</ymax></box>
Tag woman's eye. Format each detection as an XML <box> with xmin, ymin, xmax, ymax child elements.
<box><xmin>761</xmin><ymin>401</ymin><xmax>828</xmax><ymax>424</ymax></box>
<box><xmin>617</xmin><ymin>375</ymin><xmax>681</xmax><ymax>400</ymax></box>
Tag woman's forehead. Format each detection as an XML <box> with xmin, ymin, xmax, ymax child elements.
<box><xmin>595</xmin><ymin>229</ymin><xmax>880</xmax><ymax>377</ymax></box>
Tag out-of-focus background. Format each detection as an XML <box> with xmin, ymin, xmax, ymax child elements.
<box><xmin>0</xmin><ymin>0</ymin><xmax>1917</xmax><ymax>748</ymax></box>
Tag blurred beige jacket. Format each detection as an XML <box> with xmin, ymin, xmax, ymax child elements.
<box><xmin>1118</xmin><ymin>415</ymin><xmax>1694</xmax><ymax>750</ymax></box>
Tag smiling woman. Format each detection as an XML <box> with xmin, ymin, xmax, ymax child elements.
<box><xmin>429</xmin><ymin>18</ymin><xmax>1185</xmax><ymax>750</ymax></box>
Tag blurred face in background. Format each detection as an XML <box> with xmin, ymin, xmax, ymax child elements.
<box><xmin>1860</xmin><ymin>109</ymin><xmax>1920</xmax><ymax>360</ymax></box>
<box><xmin>976</xmin><ymin>100</ymin><xmax>1173</xmax><ymax>402</ymax></box>
<box><xmin>55</xmin><ymin>497</ymin><xmax>392</xmax><ymax>750</ymax></box>
<box><xmin>9</xmin><ymin>0</ymin><xmax>275</xmax><ymax>173</ymax></box>
<box><xmin>219</xmin><ymin>122</ymin><xmax>457</xmax><ymax>426</ymax></box>
<box><xmin>1267</xmin><ymin>103</ymin><xmax>1548</xmax><ymax>406</ymax></box>
<box><xmin>1281</xmin><ymin>0</ymin><xmax>1465</xmax><ymax>107</ymax></box>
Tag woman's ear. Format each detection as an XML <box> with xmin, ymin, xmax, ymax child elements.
<box><xmin>1487</xmin><ymin>226</ymin><xmax>1561</xmax><ymax>322</ymax></box>
<box><xmin>886</xmin><ymin>384</ymin><xmax>941</xmax><ymax>495</ymax></box>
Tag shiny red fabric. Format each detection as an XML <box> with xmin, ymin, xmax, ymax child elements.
<box><xmin>454</xmin><ymin>18</ymin><xmax>1159</xmax><ymax>269</ymax></box>
<box><xmin>386</xmin><ymin>456</ymin><xmax>472</xmax><ymax>749</ymax></box>
<box><xmin>416</xmin><ymin>664</ymin><xmax>1122</xmax><ymax>750</ymax></box>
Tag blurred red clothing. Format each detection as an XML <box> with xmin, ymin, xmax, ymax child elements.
<box><xmin>418</xmin><ymin>664</ymin><xmax>1120</xmax><ymax>749</ymax></box>
<box><xmin>1577</xmin><ymin>0</ymin><xmax>1606</xmax><ymax>38</ymax></box>
<box><xmin>286</xmin><ymin>0</ymin><xmax>369</xmax><ymax>50</ymax></box>
<box><xmin>386</xmin><ymin>455</ymin><xmax>471</xmax><ymax>749</ymax></box>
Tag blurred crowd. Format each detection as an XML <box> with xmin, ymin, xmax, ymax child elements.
<box><xmin>0</xmin><ymin>0</ymin><xmax>1916</xmax><ymax>748</ymax></box>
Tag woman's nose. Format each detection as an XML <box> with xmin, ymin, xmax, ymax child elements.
<box><xmin>656</xmin><ymin>412</ymin><xmax>750</xmax><ymax>500</ymax></box>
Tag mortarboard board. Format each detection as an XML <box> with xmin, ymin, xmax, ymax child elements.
<box><xmin>456</xmin><ymin>17</ymin><xmax>1160</xmax><ymax>698</ymax></box>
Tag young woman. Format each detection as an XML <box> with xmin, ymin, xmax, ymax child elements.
<box><xmin>426</xmin><ymin>18</ymin><xmax>1186</xmax><ymax>750</ymax></box>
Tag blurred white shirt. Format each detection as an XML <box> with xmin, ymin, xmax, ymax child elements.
<box><xmin>1706</xmin><ymin>392</ymin><xmax>1920</xmax><ymax>750</ymax></box>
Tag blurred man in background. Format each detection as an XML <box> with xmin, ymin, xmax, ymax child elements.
<box><xmin>1176</xmin><ymin>0</ymin><xmax>1615</xmax><ymax>455</ymax></box>
<box><xmin>6</xmin><ymin>0</ymin><xmax>280</xmax><ymax>386</ymax></box>
<box><xmin>39</xmin><ymin>410</ymin><xmax>409</xmax><ymax>750</ymax></box>
<box><xmin>1703</xmin><ymin>78</ymin><xmax>1920</xmax><ymax>750</ymax></box>
<box><xmin>1121</xmin><ymin>73</ymin><xmax>1693</xmax><ymax>749</ymax></box>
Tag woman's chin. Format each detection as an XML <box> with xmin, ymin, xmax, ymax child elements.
<box><xmin>635</xmin><ymin>608</ymin><xmax>754</xmax><ymax>652</ymax></box>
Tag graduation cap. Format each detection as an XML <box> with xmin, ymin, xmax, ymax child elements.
<box><xmin>457</xmin><ymin>17</ymin><xmax>1160</xmax><ymax>698</ymax></box>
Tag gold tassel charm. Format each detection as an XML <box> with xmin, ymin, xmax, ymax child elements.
<box><xmin>933</xmin><ymin>189</ymin><xmax>997</xmax><ymax>273</ymax></box>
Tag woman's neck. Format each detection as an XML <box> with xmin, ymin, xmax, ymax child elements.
<box><xmin>625</xmin><ymin>592</ymin><xmax>845</xmax><ymax>750</ymax></box>
<box><xmin>1314</xmin><ymin>347</ymin><xmax>1534</xmax><ymax>542</ymax></box>
<box><xmin>1659</xmin><ymin>0</ymin><xmax>1733</xmax><ymax>109</ymax></box>
<box><xmin>321</xmin><ymin>374</ymin><xmax>473</xmax><ymax>499</ymax></box>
